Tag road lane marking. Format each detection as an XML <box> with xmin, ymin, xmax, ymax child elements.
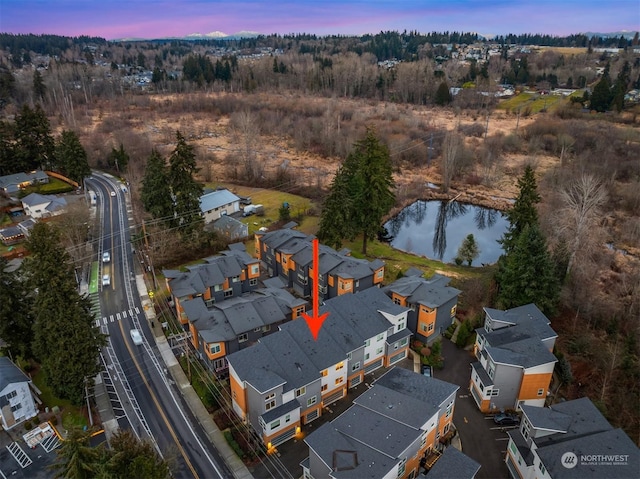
<box><xmin>103</xmin><ymin>317</ymin><xmax>108</xmax><ymax>325</ymax></box>
<box><xmin>122</xmin><ymin>310</ymin><xmax>127</xmax><ymax>318</ymax></box>
<box><xmin>135</xmin><ymin>306</ymin><xmax>140</xmax><ymax>314</ymax></box>
<box><xmin>116</xmin><ymin>312</ymin><xmax>121</xmax><ymax>320</ymax></box>
<box><xmin>110</xmin><ymin>315</ymin><xmax>114</xmax><ymax>323</ymax></box>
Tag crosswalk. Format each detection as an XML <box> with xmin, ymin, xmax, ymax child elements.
<box><xmin>95</xmin><ymin>306</ymin><xmax>141</xmax><ymax>327</ymax></box>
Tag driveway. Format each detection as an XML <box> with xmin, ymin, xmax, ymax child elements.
<box><xmin>437</xmin><ymin>338</ymin><xmax>511</xmax><ymax>479</ymax></box>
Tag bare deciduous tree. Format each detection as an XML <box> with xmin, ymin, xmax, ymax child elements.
<box><xmin>558</xmin><ymin>173</ymin><xmax>608</xmax><ymax>276</ymax></box>
<box><xmin>441</xmin><ymin>131</ymin><xmax>463</xmax><ymax>192</ymax></box>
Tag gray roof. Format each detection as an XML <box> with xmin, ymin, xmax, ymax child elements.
<box><xmin>332</xmin><ymin>403</ymin><xmax>418</xmax><ymax>457</ymax></box>
<box><xmin>0</xmin><ymin>172</ymin><xmax>31</xmax><ymax>189</ymax></box>
<box><xmin>427</xmin><ymin>446</ymin><xmax>481</xmax><ymax>479</ymax></box>
<box><xmin>260</xmin><ymin>398</ymin><xmax>299</xmax><ymax>424</ymax></box>
<box><xmin>482</xmin><ymin>316</ymin><xmax>557</xmax><ymax>345</ymax></box>
<box><xmin>305</xmin><ymin>422</ymin><xmax>395</xmax><ymax>479</ymax></box>
<box><xmin>260</xmin><ymin>228</ymin><xmax>309</xmax><ymax>252</ymax></box>
<box><xmin>212</xmin><ymin>215</ymin><xmax>247</xmax><ymax>239</ymax></box>
<box><xmin>372</xmin><ymin>367</ymin><xmax>458</xmax><ymax>412</ymax></box>
<box><xmin>521</xmin><ymin>404</ymin><xmax>571</xmax><ymax>433</ymax></box>
<box><xmin>21</xmin><ymin>192</ymin><xmax>53</xmax><ymax>207</ymax></box>
<box><xmin>199</xmin><ymin>189</ymin><xmax>240</xmax><ymax>213</ymax></box>
<box><xmin>537</xmin><ymin>428</ymin><xmax>639</xmax><ymax>478</ymax></box>
<box><xmin>0</xmin><ymin>357</ymin><xmax>30</xmax><ymax>392</ymax></box>
<box><xmin>165</xmin><ymin>253</ymin><xmax>246</xmax><ymax>298</ymax></box>
<box><xmin>182</xmin><ymin>297</ymin><xmax>237</xmax><ymax>342</ymax></box>
<box><xmin>383</xmin><ymin>273</ymin><xmax>461</xmax><ymax>308</ymax></box>
<box><xmin>486</xmin><ymin>337</ymin><xmax>557</xmax><ymax>369</ymax></box>
<box><xmin>0</xmin><ymin>226</ymin><xmax>23</xmax><ymax>240</ymax></box>
<box><xmin>484</xmin><ymin>304</ymin><xmax>550</xmax><ymax>328</ymax></box>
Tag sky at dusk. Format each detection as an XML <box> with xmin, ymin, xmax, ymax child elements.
<box><xmin>2</xmin><ymin>0</ymin><xmax>638</xmax><ymax>40</ymax></box>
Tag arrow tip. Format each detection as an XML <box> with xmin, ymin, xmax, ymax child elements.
<box><xmin>301</xmin><ymin>312</ymin><xmax>329</xmax><ymax>341</ymax></box>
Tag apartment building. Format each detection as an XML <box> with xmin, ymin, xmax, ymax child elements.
<box><xmin>505</xmin><ymin>397</ymin><xmax>639</xmax><ymax>479</ymax></box>
<box><xmin>164</xmin><ymin>244</ymin><xmax>261</xmax><ymax>326</ymax></box>
<box><xmin>255</xmin><ymin>228</ymin><xmax>385</xmax><ymax>299</ymax></box>
<box><xmin>303</xmin><ymin>367</ymin><xmax>479</xmax><ymax>479</ymax></box>
<box><xmin>226</xmin><ymin>287</ymin><xmax>411</xmax><ymax>448</ymax></box>
<box><xmin>470</xmin><ymin>304</ymin><xmax>558</xmax><ymax>412</ymax></box>
<box><xmin>0</xmin><ymin>357</ymin><xmax>39</xmax><ymax>430</ymax></box>
<box><xmin>383</xmin><ymin>269</ymin><xmax>461</xmax><ymax>344</ymax></box>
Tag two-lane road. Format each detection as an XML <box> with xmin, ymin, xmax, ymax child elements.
<box><xmin>86</xmin><ymin>173</ymin><xmax>232</xmax><ymax>479</ymax></box>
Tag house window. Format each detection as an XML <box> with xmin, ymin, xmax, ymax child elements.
<box><xmin>490</xmin><ymin>389</ymin><xmax>500</xmax><ymax>396</ymax></box>
<box><xmin>307</xmin><ymin>396</ymin><xmax>317</xmax><ymax>407</ymax></box>
<box><xmin>249</xmin><ymin>278</ymin><xmax>258</xmax><ymax>286</ymax></box>
<box><xmin>446</xmin><ymin>402</ymin><xmax>453</xmax><ymax>418</ymax></box>
<box><xmin>321</xmin><ymin>384</ymin><xmax>328</xmax><ymax>392</ymax></box>
<box><xmin>521</xmin><ymin>420</ymin><xmax>531</xmax><ymax>440</ymax></box>
<box><xmin>394</xmin><ymin>343</ymin><xmax>399</xmax><ymax>350</ymax></box>
<box><xmin>238</xmin><ymin>333</ymin><xmax>248</xmax><ymax>343</ymax></box>
<box><xmin>265</xmin><ymin>392</ymin><xmax>276</xmax><ymax>411</ymax></box>
<box><xmin>231</xmin><ymin>275</ymin><xmax>240</xmax><ymax>283</ymax></box>
<box><xmin>296</xmin><ymin>387</ymin><xmax>306</xmax><ymax>397</ymax></box>
<box><xmin>397</xmin><ymin>458</ymin><xmax>406</xmax><ymax>478</ymax></box>
<box><xmin>421</xmin><ymin>324</ymin><xmax>428</xmax><ymax>332</ymax></box>
<box><xmin>376</xmin><ymin>269</ymin><xmax>384</xmax><ymax>279</ymax></box>
<box><xmin>537</xmin><ymin>388</ymin><xmax>544</xmax><ymax>396</ymax></box>
<box><xmin>420</xmin><ymin>432</ymin><xmax>427</xmax><ymax>448</ymax></box>
<box><xmin>282</xmin><ymin>256</ymin><xmax>287</xmax><ymax>264</ymax></box>
<box><xmin>400</xmin><ymin>338</ymin><xmax>408</xmax><ymax>346</ymax></box>
<box><xmin>487</xmin><ymin>363</ymin><xmax>495</xmax><ymax>379</ymax></box>
<box><xmin>365</xmin><ymin>353</ymin><xmax>370</xmax><ymax>360</ymax></box>
<box><xmin>398</xmin><ymin>321</ymin><xmax>405</xmax><ymax>331</ymax></box>
<box><xmin>208</xmin><ymin>343</ymin><xmax>221</xmax><ymax>355</ymax></box>
<box><xmin>335</xmin><ymin>362</ymin><xmax>344</xmax><ymax>370</ymax></box>
<box><xmin>377</xmin><ymin>334</ymin><xmax>384</xmax><ymax>342</ymax></box>
<box><xmin>10</xmin><ymin>403</ymin><xmax>21</xmax><ymax>412</ymax></box>
<box><xmin>376</xmin><ymin>347</ymin><xmax>383</xmax><ymax>355</ymax></box>
<box><xmin>347</xmin><ymin>352</ymin><xmax>352</xmax><ymax>360</ymax></box>
<box><xmin>393</xmin><ymin>297</ymin><xmax>402</xmax><ymax>305</ymax></box>
<box><xmin>355</xmin><ymin>280</ymin><xmax>359</xmax><ymax>288</ymax></box>
<box><xmin>270</xmin><ymin>419</ymin><xmax>280</xmax><ymax>430</ymax></box>
<box><xmin>450</xmin><ymin>305</ymin><xmax>457</xmax><ymax>317</ymax></box>
<box><xmin>335</xmin><ymin>377</ymin><xmax>344</xmax><ymax>385</ymax></box>
<box><xmin>321</xmin><ymin>370</ymin><xmax>328</xmax><ymax>377</ymax></box>
<box><xmin>254</xmin><ymin>327</ymin><xmax>262</xmax><ymax>332</ymax></box>
<box><xmin>250</xmin><ymin>264</ymin><xmax>259</xmax><ymax>275</ymax></box>
<box><xmin>365</xmin><ymin>339</ymin><xmax>371</xmax><ymax>347</ymax></box>
<box><xmin>297</xmin><ymin>274</ymin><xmax>308</xmax><ymax>285</ymax></box>
<box><xmin>285</xmin><ymin>414</ymin><xmax>291</xmax><ymax>423</ymax></box>
<box><xmin>205</xmin><ymin>298</ymin><xmax>215</xmax><ymax>308</ymax></box>
<box><xmin>224</xmin><ymin>289</ymin><xmax>233</xmax><ymax>298</ymax></box>
<box><xmin>214</xmin><ymin>284</ymin><xmax>223</xmax><ymax>292</ymax></box>
<box><xmin>351</xmin><ymin>362</ymin><xmax>360</xmax><ymax>371</ymax></box>
<box><xmin>232</xmin><ymin>390</ymin><xmax>237</xmax><ymax>400</ymax></box>
<box><xmin>262</xmin><ymin>325</ymin><xmax>271</xmax><ymax>332</ymax></box>
<box><xmin>427</xmin><ymin>323</ymin><xmax>434</xmax><ymax>332</ymax></box>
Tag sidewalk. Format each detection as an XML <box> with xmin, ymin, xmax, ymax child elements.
<box><xmin>137</xmin><ymin>275</ymin><xmax>253</xmax><ymax>479</ymax></box>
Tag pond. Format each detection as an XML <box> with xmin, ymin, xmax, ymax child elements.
<box><xmin>383</xmin><ymin>200</ymin><xmax>509</xmax><ymax>266</ymax></box>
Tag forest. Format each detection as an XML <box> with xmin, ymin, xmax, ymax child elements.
<box><xmin>0</xmin><ymin>31</ymin><xmax>638</xmax><ymax>444</ymax></box>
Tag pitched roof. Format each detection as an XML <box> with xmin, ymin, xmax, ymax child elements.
<box><xmin>0</xmin><ymin>357</ymin><xmax>30</xmax><ymax>392</ymax></box>
<box><xmin>383</xmin><ymin>273</ymin><xmax>461</xmax><ymax>308</ymax></box>
<box><xmin>199</xmin><ymin>189</ymin><xmax>240</xmax><ymax>213</ymax></box>
<box><xmin>427</xmin><ymin>446</ymin><xmax>480</xmax><ymax>479</ymax></box>
<box><xmin>21</xmin><ymin>192</ymin><xmax>53</xmax><ymax>207</ymax></box>
<box><xmin>484</xmin><ymin>304</ymin><xmax>550</xmax><ymax>328</ymax></box>
<box><xmin>521</xmin><ymin>404</ymin><xmax>572</xmax><ymax>433</ymax></box>
<box><xmin>486</xmin><ymin>337</ymin><xmax>557</xmax><ymax>369</ymax></box>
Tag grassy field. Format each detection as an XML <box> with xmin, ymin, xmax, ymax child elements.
<box><xmin>32</xmin><ymin>367</ymin><xmax>88</xmax><ymax>430</ymax></box>
<box><xmin>498</xmin><ymin>92</ymin><xmax>564</xmax><ymax>114</ymax></box>
<box><xmin>20</xmin><ymin>177</ymin><xmax>74</xmax><ymax>196</ymax></box>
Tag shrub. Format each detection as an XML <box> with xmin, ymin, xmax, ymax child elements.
<box><xmin>224</xmin><ymin>430</ymin><xmax>245</xmax><ymax>459</ymax></box>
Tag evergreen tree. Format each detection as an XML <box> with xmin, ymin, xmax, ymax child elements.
<box><xmin>497</xmin><ymin>223</ymin><xmax>559</xmax><ymax>315</ymax></box>
<box><xmin>456</xmin><ymin>233</ymin><xmax>480</xmax><ymax>266</ymax></box>
<box><xmin>168</xmin><ymin>131</ymin><xmax>203</xmax><ymax>235</ymax></box>
<box><xmin>499</xmin><ymin>165</ymin><xmax>540</xmax><ymax>255</ymax></box>
<box><xmin>50</xmin><ymin>428</ymin><xmax>100</xmax><ymax>479</ymax></box>
<box><xmin>55</xmin><ymin>130</ymin><xmax>91</xmax><ymax>185</ymax></box>
<box><xmin>590</xmin><ymin>65</ymin><xmax>612</xmax><ymax>112</ymax></box>
<box><xmin>435</xmin><ymin>81</ymin><xmax>452</xmax><ymax>106</ymax></box>
<box><xmin>0</xmin><ymin>256</ymin><xmax>34</xmax><ymax>358</ymax></box>
<box><xmin>14</xmin><ymin>104</ymin><xmax>55</xmax><ymax>171</ymax></box>
<box><xmin>26</xmin><ymin>223</ymin><xmax>106</xmax><ymax>404</ymax></box>
<box><xmin>106</xmin><ymin>429</ymin><xmax>170</xmax><ymax>479</ymax></box>
<box><xmin>317</xmin><ymin>163</ymin><xmax>356</xmax><ymax>249</ymax></box>
<box><xmin>107</xmin><ymin>143</ymin><xmax>129</xmax><ymax>173</ymax></box>
<box><xmin>319</xmin><ymin>128</ymin><xmax>395</xmax><ymax>255</ymax></box>
<box><xmin>33</xmin><ymin>69</ymin><xmax>46</xmax><ymax>102</ymax></box>
<box><xmin>611</xmin><ymin>60</ymin><xmax>630</xmax><ymax>112</ymax></box>
<box><xmin>0</xmin><ymin>120</ymin><xmax>15</xmax><ymax>175</ymax></box>
<box><xmin>0</xmin><ymin>64</ymin><xmax>15</xmax><ymax>110</ymax></box>
<box><xmin>141</xmin><ymin>149</ymin><xmax>173</xmax><ymax>220</ymax></box>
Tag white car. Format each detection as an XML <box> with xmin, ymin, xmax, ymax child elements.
<box><xmin>110</xmin><ymin>191</ymin><xmax>116</xmax><ymax>197</ymax></box>
<box><xmin>102</xmin><ymin>274</ymin><xmax>110</xmax><ymax>286</ymax></box>
<box><xmin>130</xmin><ymin>329</ymin><xmax>143</xmax><ymax>346</ymax></box>
<box><xmin>102</xmin><ymin>251</ymin><xmax>110</xmax><ymax>263</ymax></box>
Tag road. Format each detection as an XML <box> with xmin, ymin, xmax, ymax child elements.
<box><xmin>86</xmin><ymin>173</ymin><xmax>233</xmax><ymax>479</ymax></box>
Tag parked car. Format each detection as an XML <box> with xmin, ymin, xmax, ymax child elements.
<box><xmin>493</xmin><ymin>412</ymin><xmax>520</xmax><ymax>426</ymax></box>
<box><xmin>102</xmin><ymin>251</ymin><xmax>111</xmax><ymax>263</ymax></box>
<box><xmin>130</xmin><ymin>329</ymin><xmax>143</xmax><ymax>346</ymax></box>
<box><xmin>102</xmin><ymin>274</ymin><xmax>110</xmax><ymax>286</ymax></box>
<box><xmin>421</xmin><ymin>364</ymin><xmax>432</xmax><ymax>377</ymax></box>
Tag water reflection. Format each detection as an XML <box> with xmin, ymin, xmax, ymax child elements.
<box><xmin>383</xmin><ymin>200</ymin><xmax>508</xmax><ymax>265</ymax></box>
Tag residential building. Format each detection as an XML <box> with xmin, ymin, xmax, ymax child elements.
<box><xmin>226</xmin><ymin>287</ymin><xmax>411</xmax><ymax>448</ymax></box>
<box><xmin>21</xmin><ymin>193</ymin><xmax>67</xmax><ymax>219</ymax></box>
<box><xmin>0</xmin><ymin>357</ymin><xmax>39</xmax><ymax>430</ymax></box>
<box><xmin>303</xmin><ymin>367</ymin><xmax>478</xmax><ymax>479</ymax></box>
<box><xmin>181</xmin><ymin>287</ymin><xmax>306</xmax><ymax>374</ymax></box>
<box><xmin>199</xmin><ymin>189</ymin><xmax>241</xmax><ymax>223</ymax></box>
<box><xmin>211</xmin><ymin>215</ymin><xmax>248</xmax><ymax>241</ymax></box>
<box><xmin>0</xmin><ymin>170</ymin><xmax>49</xmax><ymax>195</ymax></box>
<box><xmin>255</xmin><ymin>228</ymin><xmax>385</xmax><ymax>299</ymax></box>
<box><xmin>383</xmin><ymin>269</ymin><xmax>461</xmax><ymax>344</ymax></box>
<box><xmin>163</xmin><ymin>244</ymin><xmax>261</xmax><ymax>326</ymax></box>
<box><xmin>505</xmin><ymin>397</ymin><xmax>639</xmax><ymax>479</ymax></box>
<box><xmin>470</xmin><ymin>304</ymin><xmax>558</xmax><ymax>413</ymax></box>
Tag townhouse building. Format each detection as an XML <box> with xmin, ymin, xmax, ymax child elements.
<box><xmin>383</xmin><ymin>269</ymin><xmax>461</xmax><ymax>344</ymax></box>
<box><xmin>164</xmin><ymin>244</ymin><xmax>261</xmax><ymax>326</ymax></box>
<box><xmin>199</xmin><ymin>188</ymin><xmax>241</xmax><ymax>224</ymax></box>
<box><xmin>226</xmin><ymin>287</ymin><xmax>411</xmax><ymax>449</ymax></box>
<box><xmin>303</xmin><ymin>367</ymin><xmax>480</xmax><ymax>479</ymax></box>
<box><xmin>180</xmin><ymin>287</ymin><xmax>306</xmax><ymax>374</ymax></box>
<box><xmin>470</xmin><ymin>304</ymin><xmax>558</xmax><ymax>413</ymax></box>
<box><xmin>505</xmin><ymin>397</ymin><xmax>639</xmax><ymax>479</ymax></box>
<box><xmin>255</xmin><ymin>228</ymin><xmax>385</xmax><ymax>300</ymax></box>
<box><xmin>0</xmin><ymin>357</ymin><xmax>40</xmax><ymax>430</ymax></box>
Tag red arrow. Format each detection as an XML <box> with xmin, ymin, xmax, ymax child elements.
<box><xmin>301</xmin><ymin>238</ymin><xmax>329</xmax><ymax>340</ymax></box>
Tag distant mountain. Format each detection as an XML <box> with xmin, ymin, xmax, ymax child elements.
<box><xmin>185</xmin><ymin>31</ymin><xmax>228</xmax><ymax>39</ymax></box>
<box><xmin>111</xmin><ymin>31</ymin><xmax>261</xmax><ymax>42</ymax></box>
<box><xmin>583</xmin><ymin>30</ymin><xmax>638</xmax><ymax>39</ymax></box>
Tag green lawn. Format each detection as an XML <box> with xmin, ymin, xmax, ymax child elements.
<box><xmin>20</xmin><ymin>178</ymin><xmax>74</xmax><ymax>196</ymax></box>
<box><xmin>32</xmin><ymin>367</ymin><xmax>88</xmax><ymax>430</ymax></box>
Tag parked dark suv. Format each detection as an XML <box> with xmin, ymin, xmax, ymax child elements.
<box><xmin>493</xmin><ymin>412</ymin><xmax>520</xmax><ymax>427</ymax></box>
<box><xmin>421</xmin><ymin>364</ymin><xmax>433</xmax><ymax>377</ymax></box>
